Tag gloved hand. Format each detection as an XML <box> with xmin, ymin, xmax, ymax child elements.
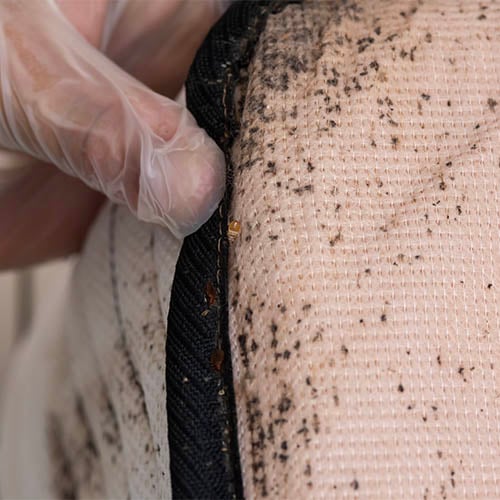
<box><xmin>0</xmin><ymin>0</ymin><xmax>227</xmax><ymax>269</ymax></box>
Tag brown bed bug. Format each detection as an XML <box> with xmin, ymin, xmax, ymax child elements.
<box><xmin>205</xmin><ymin>281</ymin><xmax>217</xmax><ymax>307</ymax></box>
<box><xmin>227</xmin><ymin>220</ymin><xmax>241</xmax><ymax>242</ymax></box>
<box><xmin>210</xmin><ymin>349</ymin><xmax>225</xmax><ymax>372</ymax></box>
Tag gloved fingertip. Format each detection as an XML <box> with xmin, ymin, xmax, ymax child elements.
<box><xmin>137</xmin><ymin>131</ymin><xmax>226</xmax><ymax>238</ymax></box>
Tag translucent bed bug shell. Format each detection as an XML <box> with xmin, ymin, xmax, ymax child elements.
<box><xmin>228</xmin><ymin>220</ymin><xmax>241</xmax><ymax>242</ymax></box>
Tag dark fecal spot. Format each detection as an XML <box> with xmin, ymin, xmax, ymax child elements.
<box><xmin>487</xmin><ymin>283</ymin><xmax>493</xmax><ymax>289</ymax></box>
<box><xmin>306</xmin><ymin>161</ymin><xmax>315</xmax><ymax>172</ymax></box>
<box><xmin>294</xmin><ymin>341</ymin><xmax>301</xmax><ymax>350</ymax></box>
<box><xmin>264</xmin><ymin>161</ymin><xmax>276</xmax><ymax>175</ymax></box>
<box><xmin>381</xmin><ymin>314</ymin><xmax>387</xmax><ymax>322</ymax></box>
<box><xmin>421</xmin><ymin>93</ymin><xmax>431</xmax><ymax>101</ymax></box>
<box><xmin>488</xmin><ymin>98</ymin><xmax>498</xmax><ymax>111</ymax></box>
<box><xmin>269</xmin><ymin>234</ymin><xmax>279</xmax><ymax>241</ymax></box>
<box><xmin>302</xmin><ymin>304</ymin><xmax>312</xmax><ymax>311</ymax></box>
<box><xmin>341</xmin><ymin>345</ymin><xmax>349</xmax><ymax>355</ymax></box>
<box><xmin>398</xmin><ymin>384</ymin><xmax>405</xmax><ymax>392</ymax></box>
<box><xmin>329</xmin><ymin>231</ymin><xmax>342</xmax><ymax>247</ymax></box>
<box><xmin>278</xmin><ymin>396</ymin><xmax>292</xmax><ymax>414</ymax></box>
<box><xmin>304</xmin><ymin>463</ymin><xmax>312</xmax><ymax>476</ymax></box>
<box><xmin>351</xmin><ymin>479</ymin><xmax>359</xmax><ymax>490</ymax></box>
<box><xmin>293</xmin><ymin>184</ymin><xmax>313</xmax><ymax>195</ymax></box>
<box><xmin>425</xmin><ymin>32</ymin><xmax>432</xmax><ymax>42</ymax></box>
<box><xmin>270</xmin><ymin>322</ymin><xmax>278</xmax><ymax>334</ymax></box>
<box><xmin>245</xmin><ymin>308</ymin><xmax>253</xmax><ymax>323</ymax></box>
<box><xmin>437</xmin><ymin>355</ymin><xmax>442</xmax><ymax>365</ymax></box>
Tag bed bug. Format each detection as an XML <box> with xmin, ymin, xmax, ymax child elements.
<box><xmin>210</xmin><ymin>349</ymin><xmax>225</xmax><ymax>372</ymax></box>
<box><xmin>227</xmin><ymin>220</ymin><xmax>241</xmax><ymax>242</ymax></box>
<box><xmin>204</xmin><ymin>281</ymin><xmax>217</xmax><ymax>307</ymax></box>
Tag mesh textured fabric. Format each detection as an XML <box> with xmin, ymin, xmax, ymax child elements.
<box><xmin>228</xmin><ymin>1</ymin><xmax>500</xmax><ymax>498</ymax></box>
<box><xmin>1</xmin><ymin>204</ymin><xmax>180</xmax><ymax>498</ymax></box>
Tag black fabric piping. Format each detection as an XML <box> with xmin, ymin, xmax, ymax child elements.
<box><xmin>166</xmin><ymin>2</ymin><xmax>297</xmax><ymax>499</ymax></box>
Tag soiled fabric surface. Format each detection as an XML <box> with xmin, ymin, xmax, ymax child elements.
<box><xmin>0</xmin><ymin>204</ymin><xmax>180</xmax><ymax>498</ymax></box>
<box><xmin>229</xmin><ymin>1</ymin><xmax>500</xmax><ymax>498</ymax></box>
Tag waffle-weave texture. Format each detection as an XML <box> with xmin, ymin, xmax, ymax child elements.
<box><xmin>228</xmin><ymin>1</ymin><xmax>500</xmax><ymax>498</ymax></box>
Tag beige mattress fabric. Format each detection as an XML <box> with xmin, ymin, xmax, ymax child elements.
<box><xmin>0</xmin><ymin>204</ymin><xmax>181</xmax><ymax>498</ymax></box>
<box><xmin>228</xmin><ymin>1</ymin><xmax>500</xmax><ymax>498</ymax></box>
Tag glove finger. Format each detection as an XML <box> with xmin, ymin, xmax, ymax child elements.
<box><xmin>0</xmin><ymin>0</ymin><xmax>225</xmax><ymax>237</ymax></box>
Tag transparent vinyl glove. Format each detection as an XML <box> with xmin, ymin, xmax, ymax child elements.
<box><xmin>0</xmin><ymin>0</ymin><xmax>227</xmax><ymax>269</ymax></box>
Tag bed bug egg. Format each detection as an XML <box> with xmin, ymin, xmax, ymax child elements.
<box><xmin>228</xmin><ymin>220</ymin><xmax>241</xmax><ymax>242</ymax></box>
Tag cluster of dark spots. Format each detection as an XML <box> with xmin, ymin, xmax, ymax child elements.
<box><xmin>399</xmin><ymin>46</ymin><xmax>417</xmax><ymax>61</ymax></box>
<box><xmin>306</xmin><ymin>161</ymin><xmax>315</xmax><ymax>172</ymax></box>
<box><xmin>421</xmin><ymin>93</ymin><xmax>431</xmax><ymax>101</ymax></box>
<box><xmin>47</xmin><ymin>414</ymin><xmax>78</xmax><ymax>499</ymax></box>
<box><xmin>312</xmin><ymin>413</ymin><xmax>320</xmax><ymax>434</ymax></box>
<box><xmin>277</xmin><ymin>303</ymin><xmax>287</xmax><ymax>314</ymax></box>
<box><xmin>302</xmin><ymin>303</ymin><xmax>312</xmax><ymax>311</ymax></box>
<box><xmin>238</xmin><ymin>334</ymin><xmax>250</xmax><ymax>368</ymax></box>
<box><xmin>245</xmin><ymin>307</ymin><xmax>253</xmax><ymax>324</ymax></box>
<box><xmin>351</xmin><ymin>479</ymin><xmax>360</xmax><ymax>490</ymax></box>
<box><xmin>246</xmin><ymin>396</ymin><xmax>268</xmax><ymax>496</ymax></box>
<box><xmin>264</xmin><ymin>161</ymin><xmax>276</xmax><ymax>175</ymax></box>
<box><xmin>458</xmin><ymin>366</ymin><xmax>467</xmax><ymax>382</ymax></box>
<box><xmin>268</xmin><ymin>234</ymin><xmax>279</xmax><ymax>241</ymax></box>
<box><xmin>329</xmin><ymin>230</ymin><xmax>342</xmax><ymax>247</ymax></box>
<box><xmin>487</xmin><ymin>98</ymin><xmax>497</xmax><ymax>111</ymax></box>
<box><xmin>357</xmin><ymin>36</ymin><xmax>375</xmax><ymax>53</ymax></box>
<box><xmin>293</xmin><ymin>184</ymin><xmax>313</xmax><ymax>195</ymax></box>
<box><xmin>450</xmin><ymin>469</ymin><xmax>456</xmax><ymax>488</ymax></box>
<box><xmin>297</xmin><ymin>418</ymin><xmax>311</xmax><ymax>447</ymax></box>
<box><xmin>278</xmin><ymin>396</ymin><xmax>292</xmax><ymax>414</ymax></box>
<box><xmin>270</xmin><ymin>322</ymin><xmax>278</xmax><ymax>349</ymax></box>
